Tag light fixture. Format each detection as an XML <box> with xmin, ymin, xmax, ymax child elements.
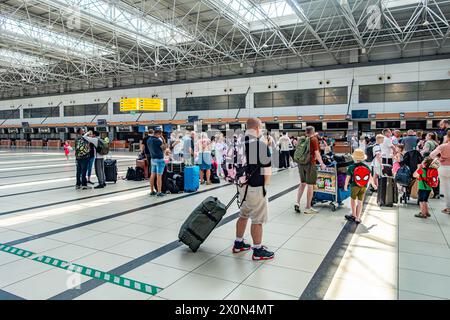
<box><xmin>274</xmin><ymin>116</ymin><xmax>278</xmax><ymax>121</ymax></box>
<box><xmin>428</xmin><ymin>112</ymin><xmax>434</xmax><ymax>117</ymax></box>
<box><xmin>399</xmin><ymin>112</ymin><xmax>405</xmax><ymax>118</ymax></box>
<box><xmin>423</xmin><ymin>20</ymin><xmax>430</xmax><ymax>26</ymax></box>
<box><xmin>154</xmin><ymin>72</ymin><xmax>158</xmax><ymax>77</ymax></box>
<box><xmin>361</xmin><ymin>48</ymin><xmax>367</xmax><ymax>54</ymax></box>
<box><xmin>218</xmin><ymin>118</ymin><xmax>222</xmax><ymax>123</ymax></box>
<box><xmin>297</xmin><ymin>116</ymin><xmax>302</xmax><ymax>120</ymax></box>
<box><xmin>239</xmin><ymin>62</ymin><xmax>243</xmax><ymax>68</ymax></box>
<box><xmin>370</xmin><ymin>113</ymin><xmax>376</xmax><ymax>119</ymax></box>
<box><xmin>319</xmin><ymin>115</ymin><xmax>324</xmax><ymax>120</ymax></box>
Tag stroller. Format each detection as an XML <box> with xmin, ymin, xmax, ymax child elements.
<box><xmin>397</xmin><ymin>150</ymin><xmax>423</xmax><ymax>204</ymax></box>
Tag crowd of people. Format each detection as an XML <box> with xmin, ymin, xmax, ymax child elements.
<box><xmin>70</xmin><ymin>118</ymin><xmax>450</xmax><ymax>261</ymax></box>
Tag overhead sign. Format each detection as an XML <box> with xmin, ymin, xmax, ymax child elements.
<box><xmin>120</xmin><ymin>98</ymin><xmax>163</xmax><ymax>112</ymax></box>
<box><xmin>97</xmin><ymin>119</ymin><xmax>107</xmax><ymax>126</ymax></box>
<box><xmin>120</xmin><ymin>98</ymin><xmax>139</xmax><ymax>111</ymax></box>
<box><xmin>139</xmin><ymin>98</ymin><xmax>163</xmax><ymax>111</ymax></box>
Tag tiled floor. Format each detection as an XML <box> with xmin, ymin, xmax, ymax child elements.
<box><xmin>0</xmin><ymin>149</ymin><xmax>449</xmax><ymax>300</ymax></box>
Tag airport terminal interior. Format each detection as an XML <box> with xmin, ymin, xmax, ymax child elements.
<box><xmin>0</xmin><ymin>0</ymin><xmax>450</xmax><ymax>301</ymax></box>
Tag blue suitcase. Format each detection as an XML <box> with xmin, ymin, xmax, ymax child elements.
<box><xmin>184</xmin><ymin>166</ymin><xmax>200</xmax><ymax>192</ymax></box>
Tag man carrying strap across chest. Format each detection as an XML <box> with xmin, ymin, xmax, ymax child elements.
<box><xmin>232</xmin><ymin>118</ymin><xmax>274</xmax><ymax>260</ymax></box>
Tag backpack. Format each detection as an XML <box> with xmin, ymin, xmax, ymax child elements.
<box><xmin>75</xmin><ymin>138</ymin><xmax>90</xmax><ymax>159</ymax></box>
<box><xmin>395</xmin><ymin>165</ymin><xmax>412</xmax><ymax>186</ymax></box>
<box><xmin>365</xmin><ymin>144</ymin><xmax>375</xmax><ymax>162</ymax></box>
<box><xmin>134</xmin><ymin>167</ymin><xmax>145</xmax><ymax>181</ymax></box>
<box><xmin>293</xmin><ymin>136</ymin><xmax>311</xmax><ymax>165</ymax></box>
<box><xmin>96</xmin><ymin>138</ymin><xmax>109</xmax><ymax>156</ymax></box>
<box><xmin>126</xmin><ymin>167</ymin><xmax>136</xmax><ymax>181</ymax></box>
<box><xmin>353</xmin><ymin>164</ymin><xmax>371</xmax><ymax>187</ymax></box>
<box><xmin>421</xmin><ymin>167</ymin><xmax>439</xmax><ymax>188</ymax></box>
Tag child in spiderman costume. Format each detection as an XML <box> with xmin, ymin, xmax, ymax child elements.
<box><xmin>344</xmin><ymin>149</ymin><xmax>372</xmax><ymax>224</ymax></box>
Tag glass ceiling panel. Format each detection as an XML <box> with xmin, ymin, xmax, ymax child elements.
<box><xmin>382</xmin><ymin>0</ymin><xmax>420</xmax><ymax>9</ymax></box>
<box><xmin>54</xmin><ymin>0</ymin><xmax>192</xmax><ymax>45</ymax></box>
<box><xmin>0</xmin><ymin>15</ymin><xmax>113</xmax><ymax>57</ymax></box>
<box><xmin>214</xmin><ymin>0</ymin><xmax>300</xmax><ymax>30</ymax></box>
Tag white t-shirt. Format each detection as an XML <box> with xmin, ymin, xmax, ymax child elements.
<box><xmin>381</xmin><ymin>136</ymin><xmax>393</xmax><ymax>159</ymax></box>
<box><xmin>279</xmin><ymin>136</ymin><xmax>291</xmax><ymax>151</ymax></box>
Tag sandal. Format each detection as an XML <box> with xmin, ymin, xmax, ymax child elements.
<box><xmin>414</xmin><ymin>214</ymin><xmax>427</xmax><ymax>219</ymax></box>
<box><xmin>441</xmin><ymin>208</ymin><xmax>450</xmax><ymax>214</ymax></box>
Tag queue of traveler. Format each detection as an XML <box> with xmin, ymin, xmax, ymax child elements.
<box><xmin>353</xmin><ymin>119</ymin><xmax>450</xmax><ymax>219</ymax></box>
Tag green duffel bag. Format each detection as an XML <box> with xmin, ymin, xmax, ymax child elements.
<box><xmin>179</xmin><ymin>194</ymin><xmax>237</xmax><ymax>252</ymax></box>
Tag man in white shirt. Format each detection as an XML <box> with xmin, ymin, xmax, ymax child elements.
<box><xmin>380</xmin><ymin>129</ymin><xmax>396</xmax><ymax>166</ymax></box>
<box><xmin>278</xmin><ymin>132</ymin><xmax>291</xmax><ymax>168</ymax></box>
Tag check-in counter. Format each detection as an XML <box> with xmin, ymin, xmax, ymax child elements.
<box><xmin>333</xmin><ymin>141</ymin><xmax>352</xmax><ymax>154</ymax></box>
<box><xmin>47</xmin><ymin>140</ymin><xmax>61</xmax><ymax>148</ymax></box>
<box><xmin>0</xmin><ymin>140</ymin><xmax>12</xmax><ymax>148</ymax></box>
<box><xmin>16</xmin><ymin>140</ymin><xmax>28</xmax><ymax>148</ymax></box>
<box><xmin>31</xmin><ymin>140</ymin><xmax>44</xmax><ymax>148</ymax></box>
<box><xmin>111</xmin><ymin>140</ymin><xmax>127</xmax><ymax>149</ymax></box>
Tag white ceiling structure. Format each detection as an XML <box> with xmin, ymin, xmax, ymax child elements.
<box><xmin>0</xmin><ymin>0</ymin><xmax>449</xmax><ymax>98</ymax></box>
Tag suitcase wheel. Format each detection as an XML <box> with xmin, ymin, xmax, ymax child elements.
<box><xmin>331</xmin><ymin>204</ymin><xmax>337</xmax><ymax>212</ymax></box>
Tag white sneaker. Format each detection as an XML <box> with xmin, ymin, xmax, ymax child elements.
<box><xmin>304</xmin><ymin>208</ymin><xmax>318</xmax><ymax>214</ymax></box>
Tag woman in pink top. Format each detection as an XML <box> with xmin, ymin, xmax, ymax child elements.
<box><xmin>430</xmin><ymin>131</ymin><xmax>450</xmax><ymax>213</ymax></box>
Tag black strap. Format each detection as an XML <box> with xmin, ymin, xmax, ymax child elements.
<box><xmin>186</xmin><ymin>228</ymin><xmax>204</xmax><ymax>242</ymax></box>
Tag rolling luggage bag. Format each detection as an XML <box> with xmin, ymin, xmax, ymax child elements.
<box><xmin>184</xmin><ymin>166</ymin><xmax>200</xmax><ymax>192</ymax></box>
<box><xmin>377</xmin><ymin>176</ymin><xmax>397</xmax><ymax>207</ymax></box>
<box><xmin>179</xmin><ymin>194</ymin><xmax>238</xmax><ymax>252</ymax></box>
<box><xmin>104</xmin><ymin>159</ymin><xmax>118</xmax><ymax>183</ymax></box>
<box><xmin>136</xmin><ymin>159</ymin><xmax>149</xmax><ymax>179</ymax></box>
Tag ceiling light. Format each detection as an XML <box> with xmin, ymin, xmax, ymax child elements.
<box><xmin>154</xmin><ymin>72</ymin><xmax>158</xmax><ymax>77</ymax></box>
<box><xmin>239</xmin><ymin>62</ymin><xmax>243</xmax><ymax>68</ymax></box>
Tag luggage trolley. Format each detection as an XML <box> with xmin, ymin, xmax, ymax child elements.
<box><xmin>311</xmin><ymin>162</ymin><xmax>351</xmax><ymax>212</ymax></box>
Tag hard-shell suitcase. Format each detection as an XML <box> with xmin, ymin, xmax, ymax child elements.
<box><xmin>179</xmin><ymin>194</ymin><xmax>238</xmax><ymax>252</ymax></box>
<box><xmin>184</xmin><ymin>166</ymin><xmax>200</xmax><ymax>192</ymax></box>
<box><xmin>377</xmin><ymin>176</ymin><xmax>398</xmax><ymax>207</ymax></box>
<box><xmin>104</xmin><ymin>159</ymin><xmax>118</xmax><ymax>183</ymax></box>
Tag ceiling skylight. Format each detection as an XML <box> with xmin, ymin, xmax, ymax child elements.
<box><xmin>211</xmin><ymin>0</ymin><xmax>301</xmax><ymax>31</ymax></box>
<box><xmin>382</xmin><ymin>0</ymin><xmax>421</xmax><ymax>9</ymax></box>
<box><xmin>40</xmin><ymin>0</ymin><xmax>192</xmax><ymax>45</ymax></box>
<box><xmin>0</xmin><ymin>15</ymin><xmax>113</xmax><ymax>57</ymax></box>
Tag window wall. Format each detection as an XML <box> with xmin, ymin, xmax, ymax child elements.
<box><xmin>23</xmin><ymin>106</ymin><xmax>60</xmax><ymax>118</ymax></box>
<box><xmin>359</xmin><ymin>79</ymin><xmax>450</xmax><ymax>103</ymax></box>
<box><xmin>176</xmin><ymin>94</ymin><xmax>246</xmax><ymax>111</ymax></box>
<box><xmin>64</xmin><ymin>103</ymin><xmax>108</xmax><ymax>117</ymax></box>
<box><xmin>254</xmin><ymin>87</ymin><xmax>348</xmax><ymax>108</ymax></box>
<box><xmin>0</xmin><ymin>109</ymin><xmax>20</xmax><ymax>119</ymax></box>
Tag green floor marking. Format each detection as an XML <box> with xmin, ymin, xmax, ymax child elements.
<box><xmin>0</xmin><ymin>244</ymin><xmax>35</xmax><ymax>258</ymax></box>
<box><xmin>0</xmin><ymin>243</ymin><xmax>162</xmax><ymax>296</ymax></box>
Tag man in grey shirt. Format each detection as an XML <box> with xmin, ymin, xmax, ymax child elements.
<box><xmin>400</xmin><ymin>130</ymin><xmax>419</xmax><ymax>152</ymax></box>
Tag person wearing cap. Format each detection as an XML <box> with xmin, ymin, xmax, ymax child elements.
<box><xmin>344</xmin><ymin>149</ymin><xmax>372</xmax><ymax>224</ymax></box>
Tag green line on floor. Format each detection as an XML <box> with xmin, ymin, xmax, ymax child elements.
<box><xmin>0</xmin><ymin>243</ymin><xmax>162</xmax><ymax>296</ymax></box>
<box><xmin>0</xmin><ymin>244</ymin><xmax>35</xmax><ymax>258</ymax></box>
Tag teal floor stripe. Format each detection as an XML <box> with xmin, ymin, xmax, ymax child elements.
<box><xmin>0</xmin><ymin>243</ymin><xmax>162</xmax><ymax>296</ymax></box>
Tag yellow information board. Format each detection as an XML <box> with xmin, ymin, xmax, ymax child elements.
<box><xmin>120</xmin><ymin>98</ymin><xmax>163</xmax><ymax>112</ymax></box>
<box><xmin>139</xmin><ymin>98</ymin><xmax>163</xmax><ymax>111</ymax></box>
<box><xmin>120</xmin><ymin>98</ymin><xmax>139</xmax><ymax>111</ymax></box>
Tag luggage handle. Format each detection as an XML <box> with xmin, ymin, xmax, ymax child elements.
<box><xmin>225</xmin><ymin>192</ymin><xmax>240</xmax><ymax>211</ymax></box>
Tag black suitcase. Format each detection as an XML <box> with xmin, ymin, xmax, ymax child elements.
<box><xmin>334</xmin><ymin>154</ymin><xmax>354</xmax><ymax>168</ymax></box>
<box><xmin>104</xmin><ymin>159</ymin><xmax>117</xmax><ymax>183</ymax></box>
<box><xmin>167</xmin><ymin>162</ymin><xmax>184</xmax><ymax>174</ymax></box>
<box><xmin>377</xmin><ymin>176</ymin><xmax>398</xmax><ymax>207</ymax></box>
<box><xmin>179</xmin><ymin>194</ymin><xmax>238</xmax><ymax>252</ymax></box>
